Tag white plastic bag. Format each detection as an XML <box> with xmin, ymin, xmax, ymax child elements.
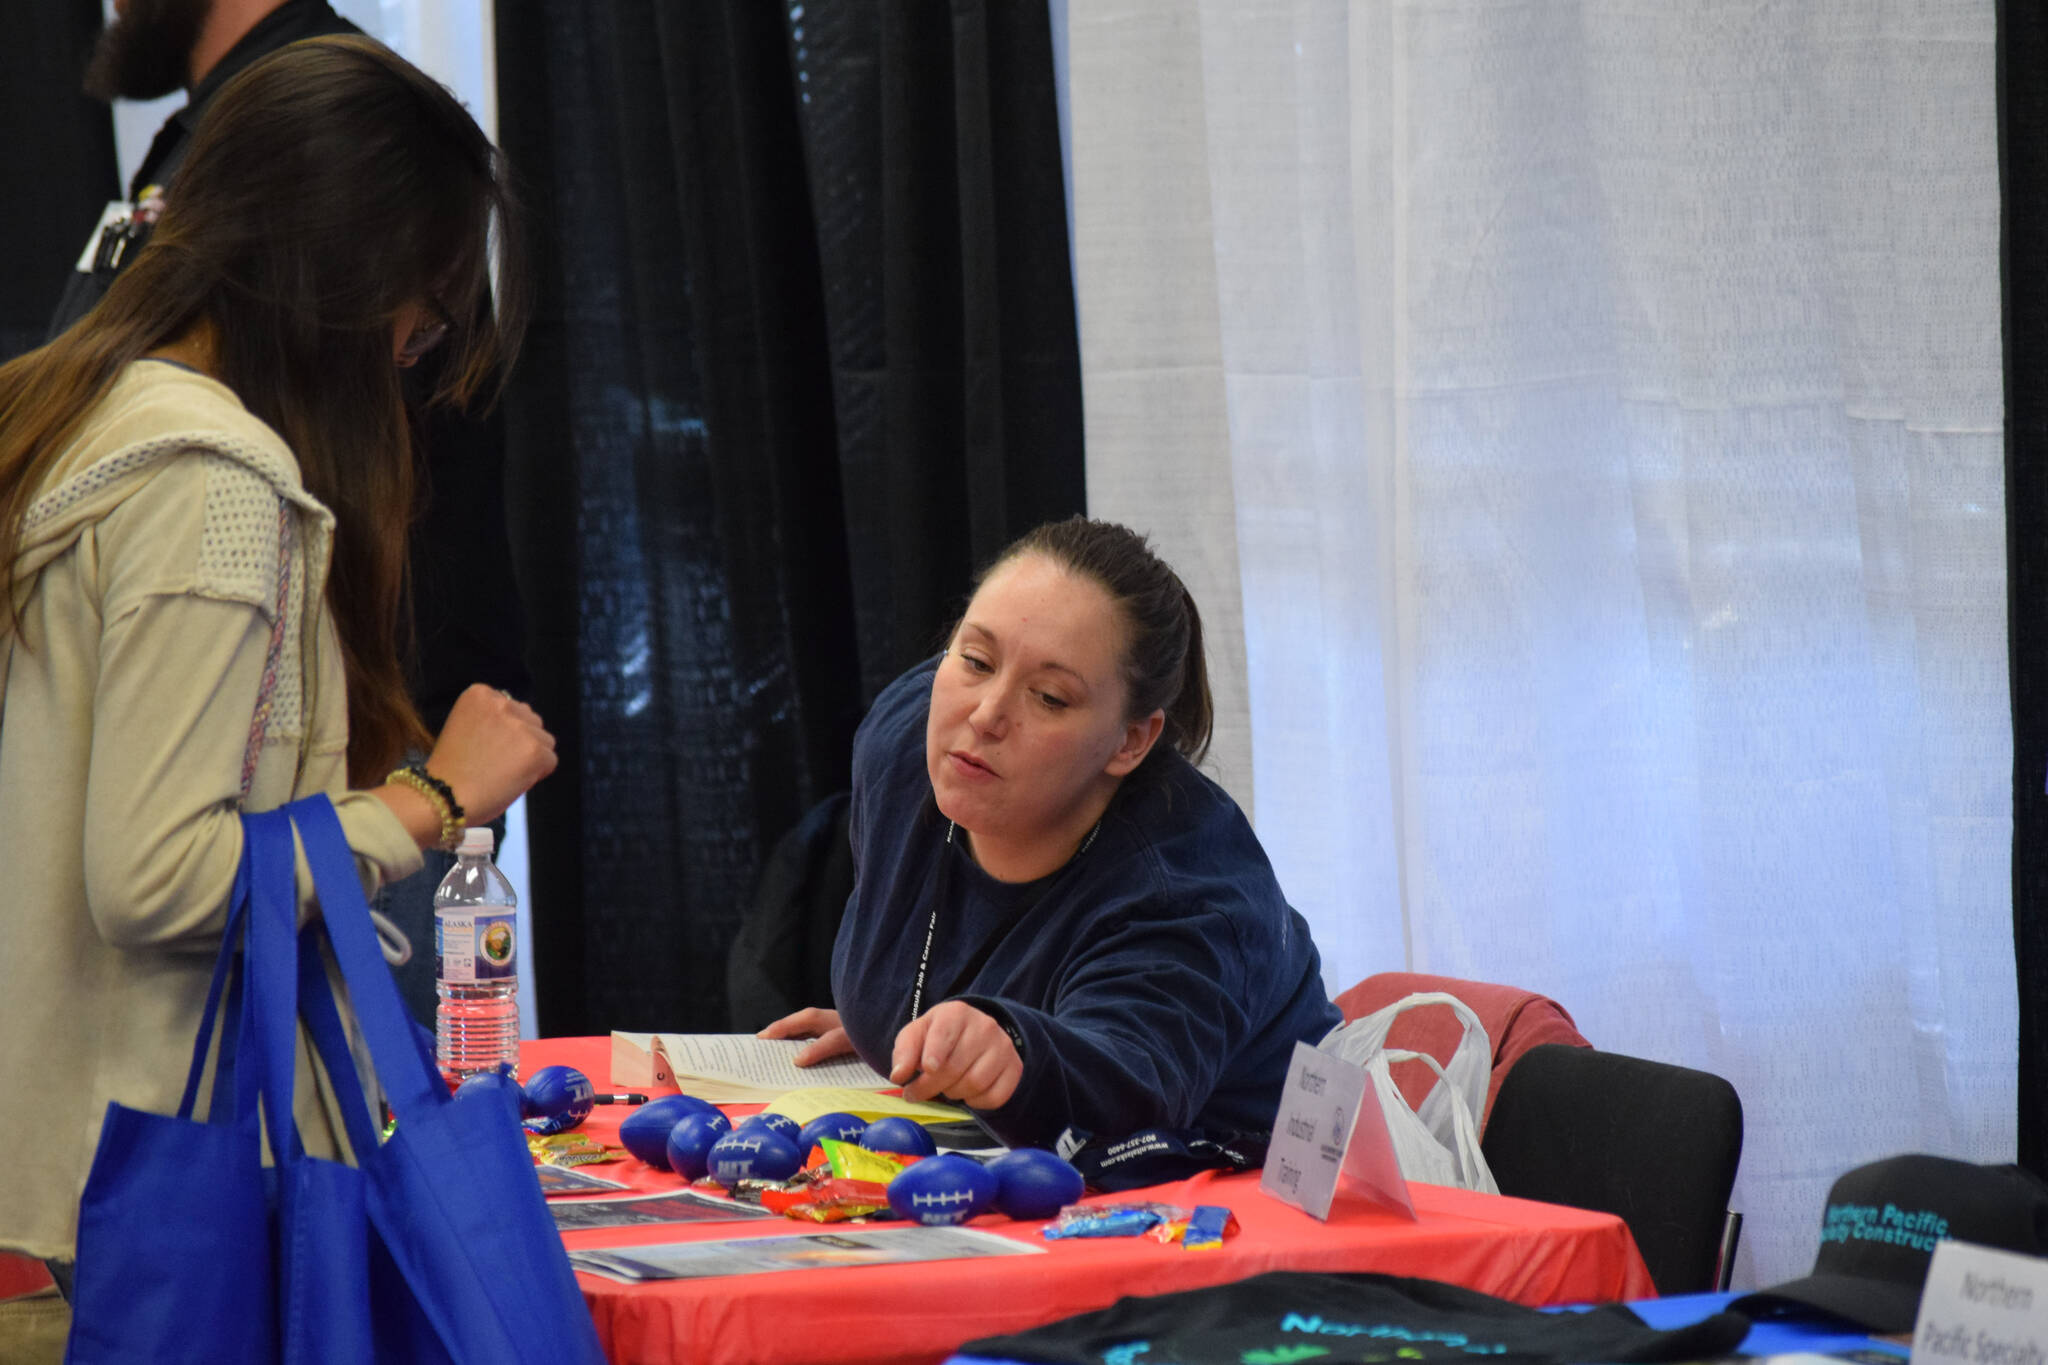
<box><xmin>1318</xmin><ymin>991</ymin><xmax>1498</xmax><ymax>1193</ymax></box>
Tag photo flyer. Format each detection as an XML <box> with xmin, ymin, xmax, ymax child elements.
<box><xmin>566</xmin><ymin>1225</ymin><xmax>1041</xmax><ymax>1281</ymax></box>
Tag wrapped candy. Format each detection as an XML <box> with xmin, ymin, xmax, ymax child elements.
<box><xmin>760</xmin><ymin>1178</ymin><xmax>894</xmax><ymax>1223</ymax></box>
<box><xmin>525</xmin><ymin>1132</ymin><xmax>624</xmax><ymax>1168</ymax></box>
<box><xmin>1040</xmin><ymin>1202</ymin><xmax>1187</xmax><ymax>1240</ymax></box>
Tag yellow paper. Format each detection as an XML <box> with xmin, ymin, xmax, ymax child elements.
<box><xmin>763</xmin><ymin>1086</ymin><xmax>972</xmax><ymax>1128</ymax></box>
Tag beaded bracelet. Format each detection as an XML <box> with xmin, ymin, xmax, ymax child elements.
<box><xmin>386</xmin><ymin>762</ymin><xmax>465</xmax><ymax>851</ymax></box>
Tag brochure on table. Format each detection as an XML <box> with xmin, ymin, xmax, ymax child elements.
<box><xmin>535</xmin><ymin>1165</ymin><xmax>631</xmax><ymax>1196</ymax></box>
<box><xmin>547</xmin><ymin>1189</ymin><xmax>773</xmax><ymax>1233</ymax></box>
<box><xmin>609</xmin><ymin>1032</ymin><xmax>972</xmax><ymax>1126</ymax></box>
<box><xmin>610</xmin><ymin>1031</ymin><xmax>894</xmax><ymax>1100</ymax></box>
<box><xmin>566</xmin><ymin>1225</ymin><xmax>1042</xmax><ymax>1283</ymax></box>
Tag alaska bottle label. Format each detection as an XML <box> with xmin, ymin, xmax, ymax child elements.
<box><xmin>436</xmin><ymin>910</ymin><xmax>517</xmax><ymax>982</ymax></box>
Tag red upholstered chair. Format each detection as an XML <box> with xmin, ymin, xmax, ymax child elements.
<box><xmin>1330</xmin><ymin>971</ymin><xmax>1592</xmax><ymax>1131</ymax></box>
<box><xmin>0</xmin><ymin>1252</ymin><xmax>64</xmax><ymax>1352</ymax></box>
<box><xmin>0</xmin><ymin>1253</ymin><xmax>54</xmax><ymax>1300</ymax></box>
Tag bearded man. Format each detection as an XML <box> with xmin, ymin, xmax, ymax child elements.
<box><xmin>53</xmin><ymin>0</ymin><xmax>360</xmax><ymax>333</ymax></box>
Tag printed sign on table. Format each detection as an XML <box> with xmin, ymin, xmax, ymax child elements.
<box><xmin>1912</xmin><ymin>1240</ymin><xmax>2048</xmax><ymax>1365</ymax></box>
<box><xmin>1260</xmin><ymin>1040</ymin><xmax>1414</xmax><ymax>1221</ymax></box>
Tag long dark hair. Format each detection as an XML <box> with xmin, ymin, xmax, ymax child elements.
<box><xmin>982</xmin><ymin>516</ymin><xmax>1214</xmax><ymax>764</ymax></box>
<box><xmin>0</xmin><ymin>35</ymin><xmax>528</xmax><ymax>784</ymax></box>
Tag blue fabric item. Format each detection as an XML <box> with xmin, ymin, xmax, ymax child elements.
<box><xmin>288</xmin><ymin>796</ymin><xmax>605</xmax><ymax>1364</ymax></box>
<box><xmin>67</xmin><ymin>857</ymin><xmax>274</xmax><ymax>1363</ymax></box>
<box><xmin>66</xmin><ymin>799</ymin><xmax>604</xmax><ymax>1365</ymax></box>
<box><xmin>1623</xmin><ymin>1290</ymin><xmax>1910</xmax><ymax>1357</ymax></box>
<box><xmin>247</xmin><ymin>811</ymin><xmax>389</xmax><ymax>1363</ymax></box>
<box><xmin>833</xmin><ymin>659</ymin><xmax>1341</xmax><ymax>1148</ymax></box>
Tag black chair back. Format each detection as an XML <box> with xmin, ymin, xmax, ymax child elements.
<box><xmin>725</xmin><ymin>792</ymin><xmax>853</xmax><ymax>1030</ymax></box>
<box><xmin>1480</xmin><ymin>1043</ymin><xmax>1743</xmax><ymax>1295</ymax></box>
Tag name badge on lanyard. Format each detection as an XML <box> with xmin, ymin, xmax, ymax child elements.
<box><xmin>76</xmin><ymin>201</ymin><xmax>135</xmax><ymax>273</ymax></box>
<box><xmin>75</xmin><ymin>189</ymin><xmax>165</xmax><ymax>275</ymax></box>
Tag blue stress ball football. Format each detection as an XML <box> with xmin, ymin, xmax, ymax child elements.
<box><xmin>986</xmin><ymin>1147</ymin><xmax>1085</xmax><ymax>1221</ymax></box>
<box><xmin>706</xmin><ymin>1129</ymin><xmax>803</xmax><ymax>1188</ymax></box>
<box><xmin>859</xmin><ymin>1116</ymin><xmax>937</xmax><ymax>1158</ymax></box>
<box><xmin>665</xmin><ymin>1109</ymin><xmax>734</xmax><ymax>1180</ymax></box>
<box><xmin>887</xmin><ymin>1153</ymin><xmax>997</xmax><ymax>1226</ymax></box>
<box><xmin>520</xmin><ymin>1064</ymin><xmax>595</xmax><ymax>1134</ymax></box>
<box><xmin>452</xmin><ymin>1065</ymin><xmax>522</xmax><ymax>1120</ymax></box>
<box><xmin>795</xmin><ymin>1111</ymin><xmax>868</xmax><ymax>1155</ymax></box>
<box><xmin>619</xmin><ymin>1094</ymin><xmax>724</xmax><ymax>1169</ymax></box>
<box><xmin>737</xmin><ymin>1111</ymin><xmax>802</xmax><ymax>1143</ymax></box>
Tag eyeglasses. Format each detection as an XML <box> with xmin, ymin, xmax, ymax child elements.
<box><xmin>397</xmin><ymin>298</ymin><xmax>453</xmax><ymax>368</ymax></box>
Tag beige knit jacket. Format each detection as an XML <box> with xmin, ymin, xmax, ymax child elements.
<box><xmin>0</xmin><ymin>361</ymin><xmax>423</xmax><ymax>1261</ymax></box>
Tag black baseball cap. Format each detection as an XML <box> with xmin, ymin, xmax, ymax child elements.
<box><xmin>1730</xmin><ymin>1154</ymin><xmax>2048</xmax><ymax>1333</ymax></box>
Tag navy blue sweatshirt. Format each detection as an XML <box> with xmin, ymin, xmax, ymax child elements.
<box><xmin>831</xmin><ymin>660</ymin><xmax>1341</xmax><ymax>1148</ymax></box>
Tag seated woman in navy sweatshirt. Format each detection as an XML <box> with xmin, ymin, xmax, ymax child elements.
<box><xmin>761</xmin><ymin>517</ymin><xmax>1340</xmax><ymax>1149</ymax></box>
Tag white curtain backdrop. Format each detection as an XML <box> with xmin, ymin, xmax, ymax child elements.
<box><xmin>1066</xmin><ymin>0</ymin><xmax>2012</xmax><ymax>1286</ymax></box>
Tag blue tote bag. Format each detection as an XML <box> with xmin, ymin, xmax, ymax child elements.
<box><xmin>67</xmin><ymin>800</ymin><xmax>605</xmax><ymax>1364</ymax></box>
<box><xmin>285</xmin><ymin>796</ymin><xmax>605</xmax><ymax>1364</ymax></box>
<box><xmin>65</xmin><ymin>856</ymin><xmax>275</xmax><ymax>1364</ymax></box>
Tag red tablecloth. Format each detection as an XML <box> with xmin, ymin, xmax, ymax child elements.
<box><xmin>524</xmin><ymin>1037</ymin><xmax>1653</xmax><ymax>1365</ymax></box>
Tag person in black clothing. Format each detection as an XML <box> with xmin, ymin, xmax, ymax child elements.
<box><xmin>58</xmin><ymin>0</ymin><xmax>533</xmax><ymax>1026</ymax></box>
<box><xmin>762</xmin><ymin>518</ymin><xmax>1338</xmax><ymax>1148</ymax></box>
<box><xmin>56</xmin><ymin>0</ymin><xmax>364</xmax><ymax>334</ymax></box>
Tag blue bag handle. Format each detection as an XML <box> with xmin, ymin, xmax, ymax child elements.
<box><xmin>172</xmin><ymin>843</ymin><xmax>270</xmax><ymax>1136</ymax></box>
<box><xmin>283</xmin><ymin>796</ymin><xmax>449</xmax><ymax>1118</ymax></box>
<box><xmin>242</xmin><ymin>807</ymin><xmax>311</xmax><ymax>1161</ymax></box>
<box><xmin>297</xmin><ymin>923</ymin><xmax>385</xmax><ymax>1162</ymax></box>
<box><xmin>225</xmin><ymin>797</ymin><xmax>437</xmax><ymax>1167</ymax></box>
<box><xmin>175</xmin><ymin>850</ymin><xmax>250</xmax><ymax>1120</ymax></box>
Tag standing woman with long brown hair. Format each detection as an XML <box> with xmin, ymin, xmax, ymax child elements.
<box><xmin>0</xmin><ymin>34</ymin><xmax>554</xmax><ymax>1319</ymax></box>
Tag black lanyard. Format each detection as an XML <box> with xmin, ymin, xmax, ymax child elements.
<box><xmin>907</xmin><ymin>819</ymin><xmax>1099</xmax><ymax>1026</ymax></box>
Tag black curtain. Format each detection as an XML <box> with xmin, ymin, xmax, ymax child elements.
<box><xmin>2004</xmin><ymin>0</ymin><xmax>2048</xmax><ymax>1176</ymax></box>
<box><xmin>494</xmin><ymin>1</ymin><xmax>1084</xmax><ymax>1036</ymax></box>
<box><xmin>0</xmin><ymin>0</ymin><xmax>117</xmax><ymax>362</ymax></box>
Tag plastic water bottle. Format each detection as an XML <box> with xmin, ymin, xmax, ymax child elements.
<box><xmin>434</xmin><ymin>827</ymin><xmax>521</xmax><ymax>1085</ymax></box>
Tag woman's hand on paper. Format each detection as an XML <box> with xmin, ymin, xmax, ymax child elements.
<box><xmin>759</xmin><ymin>1007</ymin><xmax>853</xmax><ymax>1067</ymax></box>
<box><xmin>890</xmin><ymin>1001</ymin><xmax>1020</xmax><ymax>1110</ymax></box>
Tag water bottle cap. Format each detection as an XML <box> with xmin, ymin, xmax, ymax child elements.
<box><xmin>458</xmin><ymin>827</ymin><xmax>494</xmax><ymax>856</ymax></box>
